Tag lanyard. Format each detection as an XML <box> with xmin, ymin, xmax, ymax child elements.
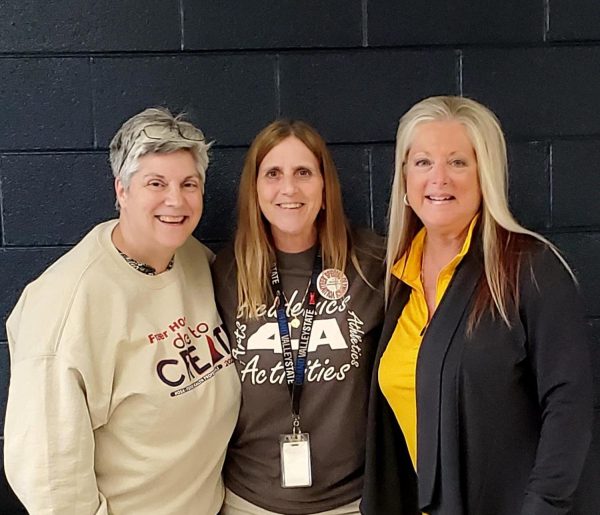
<box><xmin>270</xmin><ymin>249</ymin><xmax>322</xmax><ymax>422</ymax></box>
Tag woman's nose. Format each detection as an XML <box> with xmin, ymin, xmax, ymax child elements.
<box><xmin>280</xmin><ymin>173</ymin><xmax>297</xmax><ymax>194</ymax></box>
<box><xmin>164</xmin><ymin>184</ymin><xmax>183</xmax><ymax>206</ymax></box>
<box><xmin>430</xmin><ymin>162</ymin><xmax>449</xmax><ymax>184</ymax></box>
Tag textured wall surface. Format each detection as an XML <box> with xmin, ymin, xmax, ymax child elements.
<box><xmin>1</xmin><ymin>1</ymin><xmax>599</xmax><ymax>512</ymax></box>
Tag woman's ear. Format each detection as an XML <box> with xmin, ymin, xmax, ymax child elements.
<box><xmin>114</xmin><ymin>178</ymin><xmax>127</xmax><ymax>210</ymax></box>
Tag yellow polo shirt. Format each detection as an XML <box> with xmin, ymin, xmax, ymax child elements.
<box><xmin>378</xmin><ymin>217</ymin><xmax>478</xmax><ymax>471</ymax></box>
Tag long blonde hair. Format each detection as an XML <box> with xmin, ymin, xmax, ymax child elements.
<box><xmin>386</xmin><ymin>96</ymin><xmax>572</xmax><ymax>327</ymax></box>
<box><xmin>235</xmin><ymin>120</ymin><xmax>353</xmax><ymax>319</ymax></box>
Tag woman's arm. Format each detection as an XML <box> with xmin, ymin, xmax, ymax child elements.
<box><xmin>4</xmin><ymin>354</ymin><xmax>109</xmax><ymax>515</ymax></box>
<box><xmin>520</xmin><ymin>246</ymin><xmax>593</xmax><ymax>514</ymax></box>
<box><xmin>4</xmin><ymin>286</ymin><xmax>109</xmax><ymax>515</ymax></box>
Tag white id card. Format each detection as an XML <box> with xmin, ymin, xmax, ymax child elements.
<box><xmin>279</xmin><ymin>433</ymin><xmax>312</xmax><ymax>488</ymax></box>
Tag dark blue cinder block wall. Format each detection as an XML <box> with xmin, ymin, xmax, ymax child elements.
<box><xmin>1</xmin><ymin>1</ymin><xmax>599</xmax><ymax>512</ymax></box>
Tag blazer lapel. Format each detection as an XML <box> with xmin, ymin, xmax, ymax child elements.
<box><xmin>415</xmin><ymin>242</ymin><xmax>483</xmax><ymax>510</ymax></box>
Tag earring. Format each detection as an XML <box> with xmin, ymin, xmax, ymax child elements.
<box><xmin>403</xmin><ymin>193</ymin><xmax>410</xmax><ymax>207</ymax></box>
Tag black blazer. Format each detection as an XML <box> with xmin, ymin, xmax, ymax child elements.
<box><xmin>361</xmin><ymin>235</ymin><xmax>593</xmax><ymax>515</ymax></box>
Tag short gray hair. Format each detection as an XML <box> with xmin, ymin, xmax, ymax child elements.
<box><xmin>109</xmin><ymin>107</ymin><xmax>211</xmax><ymax>191</ymax></box>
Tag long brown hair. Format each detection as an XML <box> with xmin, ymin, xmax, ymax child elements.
<box><xmin>235</xmin><ymin>120</ymin><xmax>354</xmax><ymax>319</ymax></box>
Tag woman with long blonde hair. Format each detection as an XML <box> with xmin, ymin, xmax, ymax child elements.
<box><xmin>361</xmin><ymin>96</ymin><xmax>593</xmax><ymax>514</ymax></box>
<box><xmin>213</xmin><ymin>120</ymin><xmax>385</xmax><ymax>514</ymax></box>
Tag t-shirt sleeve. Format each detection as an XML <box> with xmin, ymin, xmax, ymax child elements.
<box><xmin>4</xmin><ymin>354</ymin><xmax>109</xmax><ymax>515</ymax></box>
<box><xmin>203</xmin><ymin>244</ymin><xmax>216</xmax><ymax>264</ymax></box>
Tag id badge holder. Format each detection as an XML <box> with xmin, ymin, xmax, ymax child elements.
<box><xmin>279</xmin><ymin>432</ymin><xmax>312</xmax><ymax>488</ymax></box>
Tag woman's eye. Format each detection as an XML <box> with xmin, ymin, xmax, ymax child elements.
<box><xmin>183</xmin><ymin>182</ymin><xmax>199</xmax><ymax>189</ymax></box>
<box><xmin>264</xmin><ymin>169</ymin><xmax>279</xmax><ymax>178</ymax></box>
<box><xmin>414</xmin><ymin>158</ymin><xmax>431</xmax><ymax>167</ymax></box>
<box><xmin>450</xmin><ymin>159</ymin><xmax>467</xmax><ymax>167</ymax></box>
<box><xmin>297</xmin><ymin>168</ymin><xmax>313</xmax><ymax>177</ymax></box>
<box><xmin>148</xmin><ymin>181</ymin><xmax>163</xmax><ymax>188</ymax></box>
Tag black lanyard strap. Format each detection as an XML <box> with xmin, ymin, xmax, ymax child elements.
<box><xmin>270</xmin><ymin>249</ymin><xmax>322</xmax><ymax>417</ymax></box>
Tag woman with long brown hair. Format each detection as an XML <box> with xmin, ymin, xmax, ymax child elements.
<box><xmin>213</xmin><ymin>120</ymin><xmax>384</xmax><ymax>514</ymax></box>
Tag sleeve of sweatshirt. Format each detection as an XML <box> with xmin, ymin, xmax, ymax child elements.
<box><xmin>4</xmin><ymin>296</ymin><xmax>109</xmax><ymax>515</ymax></box>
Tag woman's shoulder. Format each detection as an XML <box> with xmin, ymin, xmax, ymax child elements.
<box><xmin>350</xmin><ymin>226</ymin><xmax>386</xmax><ymax>262</ymax></box>
<box><xmin>510</xmin><ymin>233</ymin><xmax>576</xmax><ymax>294</ymax></box>
<box><xmin>349</xmin><ymin>227</ymin><xmax>386</xmax><ymax>288</ymax></box>
<box><xmin>510</xmin><ymin>233</ymin><xmax>567</xmax><ymax>270</ymax></box>
<box><xmin>211</xmin><ymin>241</ymin><xmax>237</xmax><ymax>279</ymax></box>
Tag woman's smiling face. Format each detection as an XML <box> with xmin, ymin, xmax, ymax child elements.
<box><xmin>405</xmin><ymin>120</ymin><xmax>481</xmax><ymax>237</ymax></box>
<box><xmin>256</xmin><ymin>136</ymin><xmax>324</xmax><ymax>252</ymax></box>
<box><xmin>115</xmin><ymin>149</ymin><xmax>203</xmax><ymax>264</ymax></box>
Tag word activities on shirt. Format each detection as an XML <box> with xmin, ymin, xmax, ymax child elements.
<box><xmin>233</xmin><ymin>289</ymin><xmax>366</xmax><ymax>386</ymax></box>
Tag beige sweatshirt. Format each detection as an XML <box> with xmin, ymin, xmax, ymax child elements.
<box><xmin>4</xmin><ymin>220</ymin><xmax>241</xmax><ymax>515</ymax></box>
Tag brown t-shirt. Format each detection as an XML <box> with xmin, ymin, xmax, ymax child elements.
<box><xmin>212</xmin><ymin>230</ymin><xmax>385</xmax><ymax>514</ymax></box>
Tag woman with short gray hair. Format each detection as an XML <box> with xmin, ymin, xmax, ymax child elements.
<box><xmin>4</xmin><ymin>107</ymin><xmax>240</xmax><ymax>515</ymax></box>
